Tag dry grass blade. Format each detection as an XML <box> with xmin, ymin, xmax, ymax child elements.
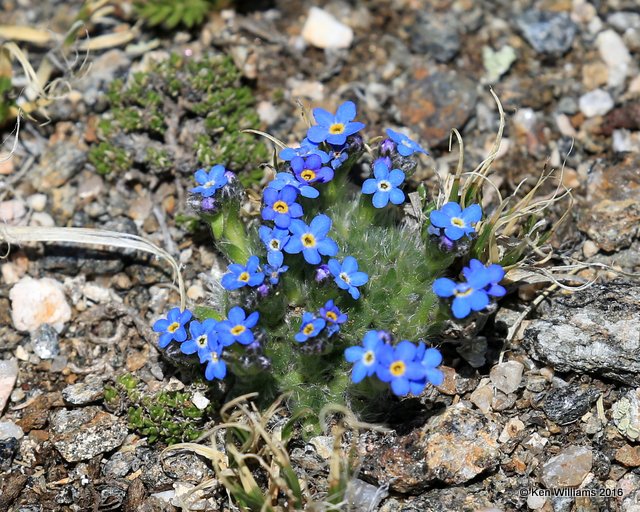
<box><xmin>0</xmin><ymin>25</ymin><xmax>53</xmax><ymax>45</ymax></box>
<box><xmin>77</xmin><ymin>27</ymin><xmax>138</xmax><ymax>50</ymax></box>
<box><xmin>0</xmin><ymin>225</ymin><xmax>186</xmax><ymax>311</ymax></box>
<box><xmin>243</xmin><ymin>129</ymin><xmax>288</xmax><ymax>150</ymax></box>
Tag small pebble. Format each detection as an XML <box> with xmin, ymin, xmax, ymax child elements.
<box><xmin>490</xmin><ymin>361</ymin><xmax>524</xmax><ymax>395</ymax></box>
<box><xmin>0</xmin><ymin>359</ymin><xmax>19</xmax><ymax>413</ymax></box>
<box><xmin>541</xmin><ymin>445</ymin><xmax>592</xmax><ymax>488</ymax></box>
<box><xmin>499</xmin><ymin>418</ymin><xmax>525</xmax><ymax>443</ymax></box>
<box><xmin>583</xmin><ymin>240</ymin><xmax>599</xmax><ymax>257</ymax></box>
<box><xmin>31</xmin><ymin>324</ymin><xmax>60</xmax><ymax>360</ymax></box>
<box><xmin>0</xmin><ymin>421</ymin><xmax>24</xmax><ymax>441</ymax></box>
<box><xmin>191</xmin><ymin>392</ymin><xmax>210</xmax><ymax>410</ymax></box>
<box><xmin>596</xmin><ymin>29</ymin><xmax>631</xmax><ymax>87</ymax></box>
<box><xmin>9</xmin><ymin>276</ymin><xmax>72</xmax><ymax>332</ymax></box>
<box><xmin>470</xmin><ymin>385</ymin><xmax>493</xmax><ymax>414</ymax></box>
<box><xmin>302</xmin><ymin>7</ymin><xmax>353</xmax><ymax>50</ymax></box>
<box><xmin>0</xmin><ymin>199</ymin><xmax>26</xmax><ymax>222</ymax></box>
<box><xmin>579</xmin><ymin>89</ymin><xmax>614</xmax><ymax>118</ymax></box>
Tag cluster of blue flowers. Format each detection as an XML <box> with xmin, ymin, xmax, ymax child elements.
<box><xmin>433</xmin><ymin>259</ymin><xmax>506</xmax><ymax>319</ymax></box>
<box><xmin>345</xmin><ymin>330</ymin><xmax>444</xmax><ymax>396</ymax></box>
<box><xmin>295</xmin><ymin>299</ymin><xmax>348</xmax><ymax>344</ymax></box>
<box><xmin>152</xmin><ymin>306</ymin><xmax>260</xmax><ymax>381</ymax></box>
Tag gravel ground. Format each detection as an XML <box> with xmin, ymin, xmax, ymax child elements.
<box><xmin>1</xmin><ymin>0</ymin><xmax>640</xmax><ymax>511</ymax></box>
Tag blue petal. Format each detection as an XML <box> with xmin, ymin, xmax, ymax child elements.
<box><xmin>302</xmin><ymin>248</ymin><xmax>321</xmax><ymax>265</ymax></box>
<box><xmin>158</xmin><ymin>332</ymin><xmax>173</xmax><ymax>348</ymax></box>
<box><xmin>245</xmin><ymin>311</ymin><xmax>259</xmax><ymax>328</ymax></box>
<box><xmin>342</xmin><ymin>256</ymin><xmax>357</xmax><ymax>273</ymax></box>
<box><xmin>433</xmin><ymin>278</ymin><xmax>456</xmax><ymax>297</ymax></box>
<box><xmin>274</xmin><ymin>214</ymin><xmax>291</xmax><ymax>229</ymax></box>
<box><xmin>327</xmin><ymin>259</ymin><xmax>341</xmax><ymax>276</ymax></box>
<box><xmin>280</xmin><ymin>185</ymin><xmax>298</xmax><ymax>204</ymax></box>
<box><xmin>422</xmin><ymin>347</ymin><xmax>443</xmax><ymax>368</ymax></box>
<box><xmin>372</xmin><ymin>191</ymin><xmax>389</xmax><ymax>208</ymax></box>
<box><xmin>284</xmin><ymin>237</ymin><xmax>303</xmax><ymax>254</ymax></box>
<box><xmin>326</xmin><ymin>133</ymin><xmax>347</xmax><ymax>146</ymax></box>
<box><xmin>227</xmin><ymin>307</ymin><xmax>245</xmax><ymax>324</ymax></box>
<box><xmin>391</xmin><ymin>378</ymin><xmax>410</xmax><ymax>396</ymax></box>
<box><xmin>345</xmin><ymin>346</ymin><xmax>364</xmax><ymax>362</ymax></box>
<box><xmin>263</xmin><ymin>187</ymin><xmax>277</xmax><ymax>205</ymax></box>
<box><xmin>441</xmin><ymin>202</ymin><xmax>462</xmax><ymax>216</ymax></box>
<box><xmin>397</xmin><ymin>144</ymin><xmax>413</xmax><ymax>157</ymax></box>
<box><xmin>310</xmin><ymin>214</ymin><xmax>331</xmax><ymax>237</ymax></box>
<box><xmin>395</xmin><ymin>340</ymin><xmax>416</xmax><ymax>361</ymax></box>
<box><xmin>288</xmin><ymin>219</ymin><xmax>307</xmax><ymax>236</ymax></box>
<box><xmin>486</xmin><ymin>264</ymin><xmax>505</xmax><ymax>283</ymax></box>
<box><xmin>362</xmin><ymin>331</ymin><xmax>380</xmax><ymax>350</ymax></box>
<box><xmin>300</xmin><ymin>186</ymin><xmax>319</xmax><ymax>199</ymax></box>
<box><xmin>425</xmin><ymin>368</ymin><xmax>444</xmax><ymax>386</ymax></box>
<box><xmin>267</xmin><ymin>250</ymin><xmax>283</xmax><ymax>267</ymax></box>
<box><xmin>316</xmin><ymin>238</ymin><xmax>339</xmax><ymax>256</ymax></box>
<box><xmin>462</xmin><ymin>203</ymin><xmax>482</xmax><ymax>224</ymax></box>
<box><xmin>153</xmin><ymin>319</ymin><xmax>169</xmax><ymax>332</ymax></box>
<box><xmin>349</xmin><ymin>271</ymin><xmax>368</xmax><ymax>287</ymax></box>
<box><xmin>288</xmin><ymin>203</ymin><xmax>304</xmax><ymax>218</ymax></box>
<box><xmin>221</xmin><ymin>274</ymin><xmax>242</xmax><ymax>290</ymax></box>
<box><xmin>429</xmin><ymin>210</ymin><xmax>450</xmax><ymax>229</ymax></box>
<box><xmin>468</xmin><ymin>290</ymin><xmax>490</xmax><ymax>311</ymax></box>
<box><xmin>362</xmin><ymin>179</ymin><xmax>377</xmax><ymax>194</ymax></box>
<box><xmin>343</xmin><ymin>121</ymin><xmax>365</xmax><ymax>136</ymax></box>
<box><xmin>389</xmin><ymin>188</ymin><xmax>405</xmax><ymax>205</ymax></box>
<box><xmin>351</xmin><ymin>362</ymin><xmax>367</xmax><ymax>384</ymax></box>
<box><xmin>488</xmin><ymin>284</ymin><xmax>506</xmax><ymax>297</ymax></box>
<box><xmin>348</xmin><ymin>285</ymin><xmax>361</xmax><ymax>299</ymax></box>
<box><xmin>313</xmin><ymin>107</ymin><xmax>334</xmax><ymax>126</ymax></box>
<box><xmin>373</xmin><ymin>159</ymin><xmax>389</xmax><ymax>179</ymax></box>
<box><xmin>451</xmin><ymin>297</ymin><xmax>471</xmax><ymax>319</ymax></box>
<box><xmin>307</xmin><ymin>125</ymin><xmax>329</xmax><ymax>144</ymax></box>
<box><xmin>388</xmin><ymin>169</ymin><xmax>405</xmax><ymax>187</ymax></box>
<box><xmin>335</xmin><ymin>101</ymin><xmax>356</xmax><ymax>123</ymax></box>
<box><xmin>444</xmin><ymin>225</ymin><xmax>464</xmax><ymax>241</ymax></box>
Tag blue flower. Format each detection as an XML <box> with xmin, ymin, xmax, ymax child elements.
<box><xmin>362</xmin><ymin>159</ymin><xmax>405</xmax><ymax>208</ymax></box>
<box><xmin>199</xmin><ymin>338</ymin><xmax>226</xmax><ymax>381</ymax></box>
<box><xmin>307</xmin><ymin>101</ymin><xmax>365</xmax><ymax>146</ymax></box>
<box><xmin>216</xmin><ymin>306</ymin><xmax>260</xmax><ymax>346</ymax></box>
<box><xmin>433</xmin><ymin>261</ymin><xmax>494</xmax><ymax>319</ymax></box>
<box><xmin>284</xmin><ymin>214</ymin><xmax>339</xmax><ymax>265</ymax></box>
<box><xmin>221</xmin><ymin>256</ymin><xmax>265</xmax><ymax>291</ymax></box>
<box><xmin>263</xmin><ymin>263</ymin><xmax>288</xmax><ymax>285</ymax></box>
<box><xmin>279</xmin><ymin>138</ymin><xmax>330</xmax><ymax>163</ymax></box>
<box><xmin>430</xmin><ymin>202</ymin><xmax>482</xmax><ymax>241</ymax></box>
<box><xmin>191</xmin><ymin>164</ymin><xmax>228</xmax><ymax>197</ymax></box>
<box><xmin>319</xmin><ymin>299</ymin><xmax>347</xmax><ymax>336</ymax></box>
<box><xmin>463</xmin><ymin>259</ymin><xmax>506</xmax><ymax>298</ymax></box>
<box><xmin>327</xmin><ymin>256</ymin><xmax>368</xmax><ymax>299</ymax></box>
<box><xmin>262</xmin><ymin>185</ymin><xmax>303</xmax><ymax>228</ymax></box>
<box><xmin>409</xmin><ymin>342</ymin><xmax>444</xmax><ymax>394</ymax></box>
<box><xmin>259</xmin><ymin>226</ymin><xmax>290</xmax><ymax>267</ymax></box>
<box><xmin>181</xmin><ymin>319</ymin><xmax>218</xmax><ymax>356</ymax></box>
<box><xmin>294</xmin><ymin>312</ymin><xmax>326</xmax><ymax>343</ymax></box>
<box><xmin>315</xmin><ymin>264</ymin><xmax>331</xmax><ymax>282</ymax></box>
<box><xmin>269</xmin><ymin>172</ymin><xmax>319</xmax><ymax>199</ymax></box>
<box><xmin>385</xmin><ymin>129</ymin><xmax>428</xmax><ymax>157</ymax></box>
<box><xmin>376</xmin><ymin>341</ymin><xmax>426</xmax><ymax>396</ymax></box>
<box><xmin>153</xmin><ymin>308</ymin><xmax>192</xmax><ymax>349</ymax></box>
<box><xmin>291</xmin><ymin>154</ymin><xmax>334</xmax><ymax>185</ymax></box>
<box><xmin>344</xmin><ymin>330</ymin><xmax>384</xmax><ymax>383</ymax></box>
<box><xmin>329</xmin><ymin>146</ymin><xmax>348</xmax><ymax>170</ymax></box>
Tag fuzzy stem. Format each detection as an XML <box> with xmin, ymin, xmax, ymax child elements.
<box><xmin>206</xmin><ymin>199</ymin><xmax>251</xmax><ymax>263</ymax></box>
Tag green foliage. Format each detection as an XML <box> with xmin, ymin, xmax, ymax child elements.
<box><xmin>91</xmin><ymin>52</ymin><xmax>267</xmax><ymax>184</ymax></box>
<box><xmin>104</xmin><ymin>375</ymin><xmax>214</xmax><ymax>445</ymax></box>
<box><xmin>0</xmin><ymin>76</ymin><xmax>14</xmax><ymax>128</ymax></box>
<box><xmin>135</xmin><ymin>0</ymin><xmax>231</xmax><ymax>30</ymax></box>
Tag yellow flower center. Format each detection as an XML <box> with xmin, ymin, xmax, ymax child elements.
<box><xmin>273</xmin><ymin>200</ymin><xmax>289</xmax><ymax>213</ymax></box>
<box><xmin>238</xmin><ymin>272</ymin><xmax>250</xmax><ymax>282</ymax></box>
<box><xmin>231</xmin><ymin>325</ymin><xmax>246</xmax><ymax>336</ymax></box>
<box><xmin>204</xmin><ymin>180</ymin><xmax>216</xmax><ymax>188</ymax></box>
<box><xmin>196</xmin><ymin>335</ymin><xmax>208</xmax><ymax>347</ymax></box>
<box><xmin>329</xmin><ymin>123</ymin><xmax>345</xmax><ymax>135</ymax></box>
<box><xmin>451</xmin><ymin>217</ymin><xmax>465</xmax><ymax>227</ymax></box>
<box><xmin>454</xmin><ymin>287</ymin><xmax>473</xmax><ymax>297</ymax></box>
<box><xmin>378</xmin><ymin>181</ymin><xmax>390</xmax><ymax>191</ymax></box>
<box><xmin>325</xmin><ymin>311</ymin><xmax>338</xmax><ymax>322</ymax></box>
<box><xmin>302</xmin><ymin>234</ymin><xmax>316</xmax><ymax>247</ymax></box>
<box><xmin>363</xmin><ymin>351</ymin><xmax>375</xmax><ymax>365</ymax></box>
<box><xmin>390</xmin><ymin>361</ymin><xmax>406</xmax><ymax>377</ymax></box>
<box><xmin>303</xmin><ymin>323</ymin><xmax>315</xmax><ymax>335</ymax></box>
<box><xmin>339</xmin><ymin>272</ymin><xmax>351</xmax><ymax>284</ymax></box>
<box><xmin>168</xmin><ymin>322</ymin><xmax>180</xmax><ymax>333</ymax></box>
<box><xmin>270</xmin><ymin>240</ymin><xmax>280</xmax><ymax>250</ymax></box>
<box><xmin>210</xmin><ymin>351</ymin><xmax>219</xmax><ymax>363</ymax></box>
<box><xmin>301</xmin><ymin>169</ymin><xmax>316</xmax><ymax>181</ymax></box>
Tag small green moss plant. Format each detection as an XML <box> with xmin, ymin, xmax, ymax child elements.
<box><xmin>104</xmin><ymin>374</ymin><xmax>213</xmax><ymax>444</ymax></box>
<box><xmin>152</xmin><ymin>93</ymin><xmax>568</xmax><ymax>430</ymax></box>
<box><xmin>135</xmin><ymin>0</ymin><xmax>232</xmax><ymax>30</ymax></box>
<box><xmin>89</xmin><ymin>53</ymin><xmax>267</xmax><ymax>186</ymax></box>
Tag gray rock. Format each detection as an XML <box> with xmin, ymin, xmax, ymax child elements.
<box><xmin>541</xmin><ymin>446</ymin><xmax>592</xmax><ymax>488</ymax></box>
<box><xmin>579</xmin><ymin>89</ymin><xmax>614</xmax><ymax>118</ymax></box>
<box><xmin>161</xmin><ymin>452</ymin><xmax>214</xmax><ymax>484</ymax></box>
<box><xmin>29</xmin><ymin>142</ymin><xmax>87</xmax><ymax>192</ymax></box>
<box><xmin>62</xmin><ymin>377</ymin><xmax>104</xmax><ymax>405</ymax></box>
<box><xmin>397</xmin><ymin>69</ymin><xmax>478</xmax><ymax>147</ymax></box>
<box><xmin>542</xmin><ymin>385</ymin><xmax>599</xmax><ymax>425</ymax></box>
<box><xmin>410</xmin><ymin>13</ymin><xmax>460</xmax><ymax>63</ymax></box>
<box><xmin>490</xmin><ymin>361</ymin><xmax>524</xmax><ymax>394</ymax></box>
<box><xmin>50</xmin><ymin>407</ymin><xmax>127</xmax><ymax>462</ymax></box>
<box><xmin>31</xmin><ymin>324</ymin><xmax>59</xmax><ymax>360</ymax></box>
<box><xmin>360</xmin><ymin>403</ymin><xmax>500</xmax><ymax>493</ymax></box>
<box><xmin>516</xmin><ymin>10</ymin><xmax>577</xmax><ymax>56</ymax></box>
<box><xmin>522</xmin><ymin>282</ymin><xmax>640</xmax><ymax>385</ymax></box>
<box><xmin>607</xmin><ymin>12</ymin><xmax>640</xmax><ymax>32</ymax></box>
